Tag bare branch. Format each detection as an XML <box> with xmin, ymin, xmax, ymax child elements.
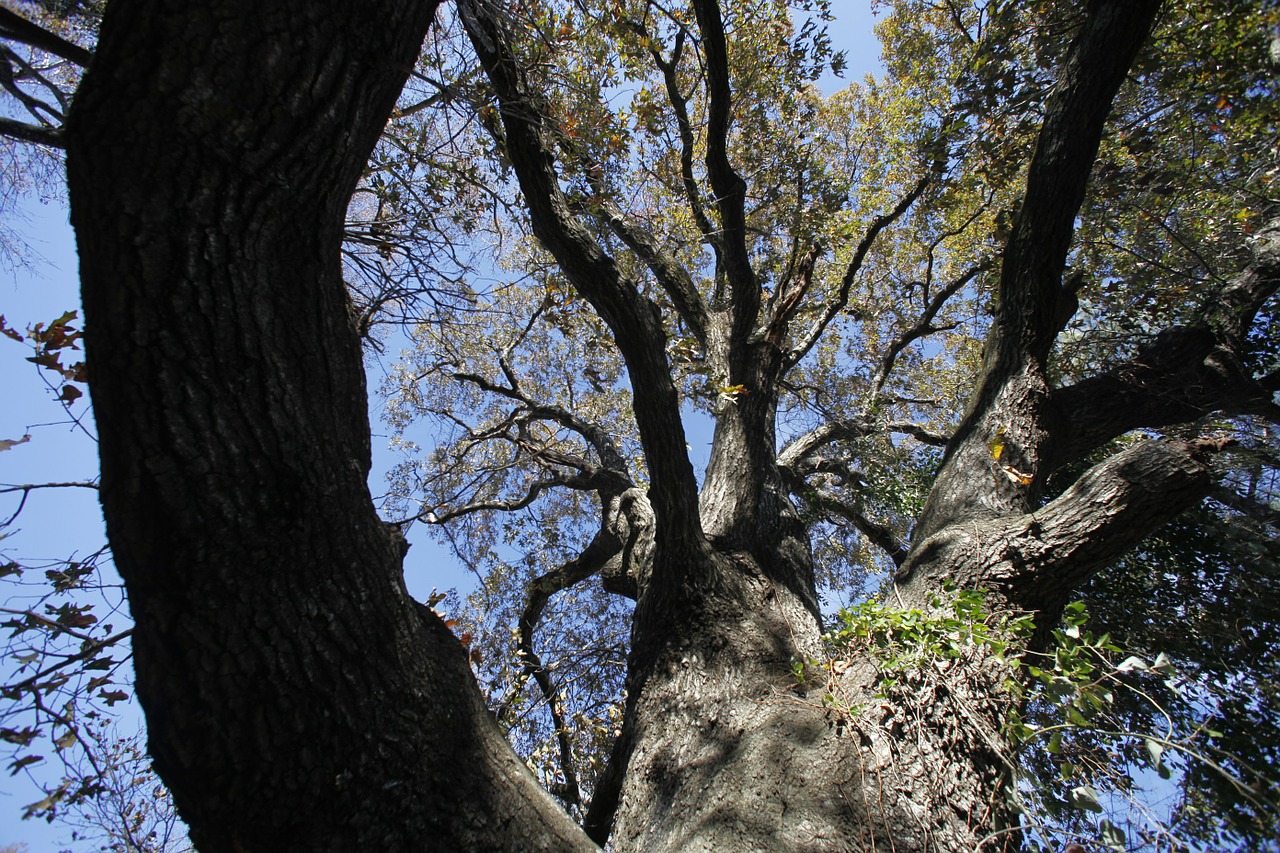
<box><xmin>788</xmin><ymin>173</ymin><xmax>932</xmax><ymax>365</ymax></box>
<box><xmin>0</xmin><ymin>481</ymin><xmax>100</xmax><ymax>493</ymax></box>
<box><xmin>417</xmin><ymin>472</ymin><xmax>590</xmax><ymax>525</ymax></box>
<box><xmin>869</xmin><ymin>261</ymin><xmax>988</xmax><ymax>398</ymax></box>
<box><xmin>450</xmin><ymin>370</ymin><xmax>631</xmax><ymax>479</ymax></box>
<box><xmin>0</xmin><ymin>113</ymin><xmax>63</xmax><ymax>146</ymax></box>
<box><xmin>778</xmin><ymin>417</ymin><xmax>950</xmax><ymax>473</ymax></box>
<box><xmin>496</xmin><ymin>528</ymin><xmax>624</xmax><ymax>806</ymax></box>
<box><xmin>0</xmin><ymin>7</ymin><xmax>93</xmax><ymax>67</ymax></box>
<box><xmin>2</xmin><ymin>480</ymin><xmax>99</xmax><ymax>527</ymax></box>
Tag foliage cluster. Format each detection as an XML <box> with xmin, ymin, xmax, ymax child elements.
<box><xmin>817</xmin><ymin>590</ymin><xmax>1280</xmax><ymax>851</ymax></box>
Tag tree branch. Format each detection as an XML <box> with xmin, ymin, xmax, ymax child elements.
<box><xmin>1050</xmin><ymin>222</ymin><xmax>1280</xmax><ymax>468</ymax></box>
<box><xmin>640</xmin><ymin>22</ymin><xmax>717</xmax><ymax>243</ymax></box>
<box><xmin>909</xmin><ymin>1</ymin><xmax>1163</xmax><ymax>543</ymax></box>
<box><xmin>460</xmin><ymin>0</ymin><xmax>702</xmax><ymax>545</ymax></box>
<box><xmin>993</xmin><ymin>0</ymin><xmax>1161</xmax><ymax>364</ymax></box>
<box><xmin>778</xmin><ymin>416</ymin><xmax>949</xmax><ymax>473</ymax></box>
<box><xmin>898</xmin><ymin>438</ymin><xmax>1225</xmax><ymax>616</ymax></box>
<box><xmin>804</xmin><ymin>488</ymin><xmax>908</xmax><ymax>567</ymax></box>
<box><xmin>691</xmin><ymin>0</ymin><xmax>756</xmax><ymax>337</ymax></box>
<box><xmin>450</xmin><ymin>368</ymin><xmax>633</xmax><ymax>482</ymax></box>
<box><xmin>788</xmin><ymin>173</ymin><xmax>932</xmax><ymax>365</ymax></box>
<box><xmin>497</xmin><ymin>527</ymin><xmax>624</xmax><ymax>807</ymax></box>
<box><xmin>869</xmin><ymin>261</ymin><xmax>988</xmax><ymax>398</ymax></box>
<box><xmin>597</xmin><ymin>198</ymin><xmax>708</xmax><ymax>347</ymax></box>
<box><xmin>416</xmin><ymin>472</ymin><xmax>589</xmax><ymax>525</ymax></box>
<box><xmin>1</xmin><ymin>624</ymin><xmax>134</xmax><ymax>696</ymax></box>
<box><xmin>0</xmin><ymin>113</ymin><xmax>63</xmax><ymax>146</ymax></box>
<box><xmin>0</xmin><ymin>7</ymin><xmax>93</xmax><ymax>67</ymax></box>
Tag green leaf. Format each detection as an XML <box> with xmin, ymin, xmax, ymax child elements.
<box><xmin>1099</xmin><ymin>818</ymin><xmax>1126</xmax><ymax>851</ymax></box>
<box><xmin>1047</xmin><ymin>730</ymin><xmax>1063</xmax><ymax>755</ymax></box>
<box><xmin>1144</xmin><ymin>737</ymin><xmax>1164</xmax><ymax>768</ymax></box>
<box><xmin>1070</xmin><ymin>785</ymin><xmax>1103</xmax><ymax>813</ymax></box>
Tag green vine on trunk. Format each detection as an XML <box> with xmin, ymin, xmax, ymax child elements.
<box><xmin>803</xmin><ymin>589</ymin><xmax>1280</xmax><ymax>850</ymax></box>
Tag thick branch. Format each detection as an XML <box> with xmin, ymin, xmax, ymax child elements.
<box><xmin>994</xmin><ymin>0</ymin><xmax>1161</xmax><ymax>364</ymax></box>
<box><xmin>1219</xmin><ymin>219</ymin><xmax>1280</xmax><ymax>347</ymax></box>
<box><xmin>911</xmin><ymin>1</ymin><xmax>1162</xmax><ymax>542</ymax></box>
<box><xmin>1051</xmin><ymin>330</ymin><xmax>1279</xmax><ymax>467</ymax></box>
<box><xmin>598</xmin><ymin>199</ymin><xmax>708</xmax><ymax>347</ymax></box>
<box><xmin>1051</xmin><ymin>219</ymin><xmax>1280</xmax><ymax>465</ymax></box>
<box><xmin>461</xmin><ymin>0</ymin><xmax>702</xmax><ymax>546</ymax></box>
<box><xmin>691</xmin><ymin>0</ymin><xmax>756</xmax><ymax>337</ymax></box>
<box><xmin>0</xmin><ymin>7</ymin><xmax>93</xmax><ymax>67</ymax></box>
<box><xmin>898</xmin><ymin>439</ymin><xmax>1222</xmax><ymax>615</ymax></box>
<box><xmin>67</xmin><ymin>0</ymin><xmax>595</xmax><ymax>847</ymax></box>
<box><xmin>0</xmin><ymin>113</ymin><xmax>63</xmax><ymax>146</ymax></box>
<box><xmin>642</xmin><ymin>24</ymin><xmax>717</xmax><ymax>243</ymax></box>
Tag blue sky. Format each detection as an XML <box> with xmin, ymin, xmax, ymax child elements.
<box><xmin>0</xmin><ymin>6</ymin><xmax>884</xmax><ymax>848</ymax></box>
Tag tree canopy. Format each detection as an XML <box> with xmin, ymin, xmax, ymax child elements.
<box><xmin>1</xmin><ymin>0</ymin><xmax>1278</xmax><ymax>850</ymax></box>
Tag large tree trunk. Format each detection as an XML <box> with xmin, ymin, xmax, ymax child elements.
<box><xmin>581</xmin><ymin>3</ymin><xmax>1201</xmax><ymax>851</ymax></box>
<box><xmin>591</xmin><ymin>541</ymin><xmax>1019</xmax><ymax>853</ymax></box>
<box><xmin>59</xmin><ymin>0</ymin><xmax>1269</xmax><ymax>850</ymax></box>
<box><xmin>65</xmin><ymin>1</ymin><xmax>593</xmax><ymax>850</ymax></box>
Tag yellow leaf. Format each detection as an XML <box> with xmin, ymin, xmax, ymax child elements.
<box><xmin>988</xmin><ymin>427</ymin><xmax>1006</xmax><ymax>461</ymax></box>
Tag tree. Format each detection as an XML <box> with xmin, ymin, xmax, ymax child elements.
<box><xmin>8</xmin><ymin>0</ymin><xmax>1273</xmax><ymax>850</ymax></box>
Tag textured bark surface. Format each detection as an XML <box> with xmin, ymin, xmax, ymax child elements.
<box><xmin>913</xmin><ymin>0</ymin><xmax>1163</xmax><ymax>545</ymax></box>
<box><xmin>596</xmin><ymin>546</ymin><xmax>1023</xmax><ymax>853</ymax></box>
<box><xmin>66</xmin><ymin>1</ymin><xmax>593</xmax><ymax>850</ymax></box>
<box><xmin>58</xmin><ymin>0</ymin><xmax>1277</xmax><ymax>851</ymax></box>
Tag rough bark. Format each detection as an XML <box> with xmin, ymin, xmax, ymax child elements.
<box><xmin>455</xmin><ymin>1</ymin><xmax>1237</xmax><ymax>851</ymax></box>
<box><xmin>913</xmin><ymin>0</ymin><xmax>1163</xmax><ymax>544</ymax></box>
<box><xmin>58</xmin><ymin>0</ymin><xmax>1269</xmax><ymax>851</ymax></box>
<box><xmin>66</xmin><ymin>1</ymin><xmax>592</xmax><ymax>850</ymax></box>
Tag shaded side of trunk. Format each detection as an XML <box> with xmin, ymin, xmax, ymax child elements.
<box><xmin>66</xmin><ymin>2</ymin><xmax>593</xmax><ymax>850</ymax></box>
<box><xmin>595</xmin><ymin>538</ymin><xmax>1023</xmax><ymax>853</ymax></box>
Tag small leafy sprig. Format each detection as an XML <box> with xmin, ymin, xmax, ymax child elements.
<box><xmin>1</xmin><ymin>309</ymin><xmax>87</xmax><ymax>406</ymax></box>
<box><xmin>821</xmin><ymin>585</ymin><xmax>1033</xmax><ymax>699</ymax></box>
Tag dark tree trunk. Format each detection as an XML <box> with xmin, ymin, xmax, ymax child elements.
<box><xmin>65</xmin><ymin>1</ymin><xmax>592</xmax><ymax>850</ymax></box>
